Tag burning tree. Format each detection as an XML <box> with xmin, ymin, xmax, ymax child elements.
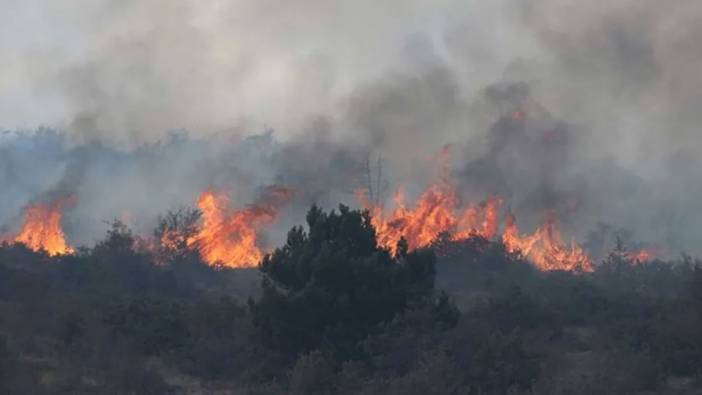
<box><xmin>154</xmin><ymin>207</ymin><xmax>202</xmax><ymax>263</ymax></box>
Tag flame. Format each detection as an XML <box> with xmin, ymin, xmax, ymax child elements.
<box><xmin>502</xmin><ymin>213</ymin><xmax>594</xmax><ymax>272</ymax></box>
<box><xmin>358</xmin><ymin>146</ymin><xmax>501</xmax><ymax>254</ymax></box>
<box><xmin>12</xmin><ymin>198</ymin><xmax>75</xmax><ymax>256</ymax></box>
<box><xmin>358</xmin><ymin>176</ymin><xmax>501</xmax><ymax>254</ymax></box>
<box><xmin>362</xmin><ymin>180</ymin><xmax>593</xmax><ymax>272</ymax></box>
<box><xmin>159</xmin><ymin>228</ymin><xmax>186</xmax><ymax>253</ymax></box>
<box><xmin>502</xmin><ymin>213</ymin><xmax>540</xmax><ymax>257</ymax></box>
<box><xmin>358</xmin><ymin>147</ymin><xmax>593</xmax><ymax>272</ymax></box>
<box><xmin>625</xmin><ymin>248</ymin><xmax>656</xmax><ymax>263</ymax></box>
<box><xmin>185</xmin><ymin>187</ymin><xmax>293</xmax><ymax>268</ymax></box>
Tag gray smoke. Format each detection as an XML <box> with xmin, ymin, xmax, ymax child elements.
<box><xmin>1</xmin><ymin>1</ymin><xmax>701</xmax><ymax>255</ymax></box>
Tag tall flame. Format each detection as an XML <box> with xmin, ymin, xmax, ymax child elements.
<box><xmin>12</xmin><ymin>198</ymin><xmax>74</xmax><ymax>256</ymax></box>
<box><xmin>185</xmin><ymin>187</ymin><xmax>292</xmax><ymax>268</ymax></box>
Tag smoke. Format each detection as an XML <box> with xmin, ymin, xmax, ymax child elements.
<box><xmin>0</xmin><ymin>1</ymin><xmax>540</xmax><ymax>142</ymax></box>
<box><xmin>1</xmin><ymin>1</ymin><xmax>702</xmax><ymax>254</ymax></box>
<box><xmin>0</xmin><ymin>127</ymin><xmax>369</xmax><ymax>247</ymax></box>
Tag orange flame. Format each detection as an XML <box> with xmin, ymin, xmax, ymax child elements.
<box><xmin>358</xmin><ymin>185</ymin><xmax>501</xmax><ymax>254</ymax></box>
<box><xmin>625</xmin><ymin>248</ymin><xmax>656</xmax><ymax>263</ymax></box>
<box><xmin>12</xmin><ymin>198</ymin><xmax>75</xmax><ymax>256</ymax></box>
<box><xmin>358</xmin><ymin>147</ymin><xmax>593</xmax><ymax>272</ymax></box>
<box><xmin>358</xmin><ymin>146</ymin><xmax>501</xmax><ymax>254</ymax></box>
<box><xmin>502</xmin><ymin>213</ymin><xmax>594</xmax><ymax>272</ymax></box>
<box><xmin>185</xmin><ymin>187</ymin><xmax>293</xmax><ymax>268</ymax></box>
<box><xmin>361</xmin><ymin>181</ymin><xmax>593</xmax><ymax>272</ymax></box>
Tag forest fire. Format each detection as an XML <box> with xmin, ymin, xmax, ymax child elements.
<box><xmin>361</xmin><ymin>183</ymin><xmax>593</xmax><ymax>272</ymax></box>
<box><xmin>358</xmin><ymin>146</ymin><xmax>501</xmax><ymax>254</ymax></box>
<box><xmin>9</xmin><ymin>198</ymin><xmax>75</xmax><ymax>256</ymax></box>
<box><xmin>358</xmin><ymin>148</ymin><xmax>594</xmax><ymax>272</ymax></box>
<box><xmin>358</xmin><ymin>185</ymin><xmax>501</xmax><ymax>254</ymax></box>
<box><xmin>183</xmin><ymin>187</ymin><xmax>293</xmax><ymax>268</ymax></box>
<box><xmin>502</xmin><ymin>213</ymin><xmax>593</xmax><ymax>272</ymax></box>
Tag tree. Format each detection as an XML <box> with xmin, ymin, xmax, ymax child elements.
<box><xmin>86</xmin><ymin>220</ymin><xmax>178</xmax><ymax>295</ymax></box>
<box><xmin>250</xmin><ymin>205</ymin><xmax>437</xmax><ymax>362</ymax></box>
<box><xmin>93</xmin><ymin>219</ymin><xmax>137</xmax><ymax>258</ymax></box>
<box><xmin>153</xmin><ymin>207</ymin><xmax>201</xmax><ymax>264</ymax></box>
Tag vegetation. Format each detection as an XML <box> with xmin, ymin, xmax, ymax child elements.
<box><xmin>0</xmin><ymin>206</ymin><xmax>701</xmax><ymax>393</ymax></box>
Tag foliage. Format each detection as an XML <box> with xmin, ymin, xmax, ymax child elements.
<box><xmin>0</xmin><ymin>206</ymin><xmax>701</xmax><ymax>393</ymax></box>
<box><xmin>250</xmin><ymin>205</ymin><xmax>439</xmax><ymax>362</ymax></box>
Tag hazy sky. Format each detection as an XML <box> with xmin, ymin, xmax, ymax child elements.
<box><xmin>2</xmin><ymin>1</ymin><xmax>699</xmax><ymax>162</ymax></box>
<box><xmin>1</xmin><ymin>1</ymin><xmax>539</xmax><ymax>138</ymax></box>
<box><xmin>3</xmin><ymin>1</ymin><xmax>701</xmax><ymax>178</ymax></box>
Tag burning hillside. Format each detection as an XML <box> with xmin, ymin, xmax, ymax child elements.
<box><xmin>2</xmin><ymin>2</ymin><xmax>702</xmax><ymax>392</ymax></box>
<box><xmin>0</xmin><ymin>85</ymin><xmax>664</xmax><ymax>271</ymax></box>
<box><xmin>0</xmin><ymin>139</ymin><xmax>654</xmax><ymax>272</ymax></box>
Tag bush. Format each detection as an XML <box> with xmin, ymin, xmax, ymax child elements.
<box><xmin>250</xmin><ymin>205</ymin><xmax>438</xmax><ymax>363</ymax></box>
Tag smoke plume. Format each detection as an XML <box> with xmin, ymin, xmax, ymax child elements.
<box><xmin>1</xmin><ymin>1</ymin><xmax>701</xmax><ymax>256</ymax></box>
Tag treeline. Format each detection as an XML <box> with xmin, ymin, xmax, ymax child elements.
<box><xmin>1</xmin><ymin>206</ymin><xmax>702</xmax><ymax>394</ymax></box>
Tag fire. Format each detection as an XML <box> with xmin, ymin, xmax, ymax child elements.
<box><xmin>362</xmin><ymin>186</ymin><xmax>501</xmax><ymax>254</ymax></box>
<box><xmin>12</xmin><ymin>198</ymin><xmax>75</xmax><ymax>256</ymax></box>
<box><xmin>502</xmin><ymin>213</ymin><xmax>594</xmax><ymax>272</ymax></box>
<box><xmin>185</xmin><ymin>187</ymin><xmax>293</xmax><ymax>268</ymax></box>
<box><xmin>361</xmin><ymin>180</ymin><xmax>592</xmax><ymax>272</ymax></box>
<box><xmin>358</xmin><ymin>148</ymin><xmax>501</xmax><ymax>254</ymax></box>
<box><xmin>502</xmin><ymin>213</ymin><xmax>540</xmax><ymax>258</ymax></box>
<box><xmin>625</xmin><ymin>248</ymin><xmax>656</xmax><ymax>263</ymax></box>
<box><xmin>358</xmin><ymin>147</ymin><xmax>593</xmax><ymax>272</ymax></box>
